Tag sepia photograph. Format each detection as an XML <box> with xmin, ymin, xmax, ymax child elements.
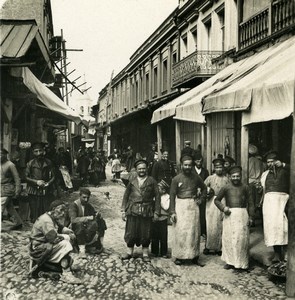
<box><xmin>1</xmin><ymin>0</ymin><xmax>295</xmax><ymax>299</ymax></box>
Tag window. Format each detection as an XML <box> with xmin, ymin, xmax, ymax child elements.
<box><xmin>162</xmin><ymin>59</ymin><xmax>168</xmax><ymax>92</ymax></box>
<box><xmin>145</xmin><ymin>73</ymin><xmax>150</xmax><ymax>100</ymax></box>
<box><xmin>172</xmin><ymin>52</ymin><xmax>177</xmax><ymax>65</ymax></box>
<box><xmin>153</xmin><ymin>67</ymin><xmax>158</xmax><ymax>97</ymax></box>
<box><xmin>204</xmin><ymin>18</ymin><xmax>212</xmax><ymax>51</ymax></box>
<box><xmin>217</xmin><ymin>8</ymin><xmax>225</xmax><ymax>51</ymax></box>
<box><xmin>181</xmin><ymin>33</ymin><xmax>188</xmax><ymax>58</ymax></box>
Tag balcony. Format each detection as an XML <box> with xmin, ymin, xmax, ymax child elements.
<box><xmin>239</xmin><ymin>0</ymin><xmax>295</xmax><ymax>50</ymax></box>
<box><xmin>172</xmin><ymin>50</ymin><xmax>224</xmax><ymax>88</ymax></box>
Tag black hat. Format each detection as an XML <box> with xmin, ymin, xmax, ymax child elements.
<box><xmin>194</xmin><ymin>152</ymin><xmax>203</xmax><ymax>160</ymax></box>
<box><xmin>224</xmin><ymin>156</ymin><xmax>236</xmax><ymax>164</ymax></box>
<box><xmin>228</xmin><ymin>165</ymin><xmax>242</xmax><ymax>175</ymax></box>
<box><xmin>180</xmin><ymin>154</ymin><xmax>193</xmax><ymax>162</ymax></box>
<box><xmin>134</xmin><ymin>159</ymin><xmax>148</xmax><ymax>168</ymax></box>
<box><xmin>212</xmin><ymin>158</ymin><xmax>225</xmax><ymax>166</ymax></box>
<box><xmin>31</xmin><ymin>142</ymin><xmax>45</xmax><ymax>150</ymax></box>
<box><xmin>265</xmin><ymin>150</ymin><xmax>278</xmax><ymax>161</ymax></box>
<box><xmin>0</xmin><ymin>148</ymin><xmax>8</xmax><ymax>154</ymax></box>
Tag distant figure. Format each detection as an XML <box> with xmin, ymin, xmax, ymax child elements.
<box><xmin>146</xmin><ymin>144</ymin><xmax>157</xmax><ymax>166</ymax></box>
<box><xmin>124</xmin><ymin>146</ymin><xmax>135</xmax><ymax>172</ymax></box>
<box><xmin>25</xmin><ymin>142</ymin><xmax>55</xmax><ymax>222</ymax></box>
<box><xmin>108</xmin><ymin>148</ymin><xmax>121</xmax><ymax>181</ymax></box>
<box><xmin>223</xmin><ymin>156</ymin><xmax>236</xmax><ymax>177</ymax></box>
<box><xmin>215</xmin><ymin>166</ymin><xmax>254</xmax><ymax>271</ymax></box>
<box><xmin>181</xmin><ymin>140</ymin><xmax>195</xmax><ymax>161</ymax></box>
<box><xmin>1</xmin><ymin>148</ymin><xmax>23</xmax><ymax>230</ymax></box>
<box><xmin>77</xmin><ymin>149</ymin><xmax>90</xmax><ymax>186</ymax></box>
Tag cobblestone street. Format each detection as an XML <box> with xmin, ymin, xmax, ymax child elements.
<box><xmin>1</xmin><ymin>173</ymin><xmax>288</xmax><ymax>300</ymax></box>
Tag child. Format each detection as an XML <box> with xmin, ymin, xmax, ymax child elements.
<box><xmin>214</xmin><ymin>166</ymin><xmax>255</xmax><ymax>271</ymax></box>
<box><xmin>151</xmin><ymin>180</ymin><xmax>170</xmax><ymax>258</ymax></box>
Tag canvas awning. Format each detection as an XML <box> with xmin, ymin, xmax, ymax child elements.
<box><xmin>11</xmin><ymin>67</ymin><xmax>82</xmax><ymax>124</ymax></box>
<box><xmin>202</xmin><ymin>36</ymin><xmax>295</xmax><ymax>125</ymax></box>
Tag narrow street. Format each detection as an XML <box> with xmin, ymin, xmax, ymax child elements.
<box><xmin>0</xmin><ymin>168</ymin><xmax>287</xmax><ymax>300</ymax></box>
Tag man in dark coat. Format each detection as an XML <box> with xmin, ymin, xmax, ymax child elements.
<box><xmin>181</xmin><ymin>140</ymin><xmax>196</xmax><ymax>161</ymax></box>
<box><xmin>121</xmin><ymin>159</ymin><xmax>161</xmax><ymax>262</ymax></box>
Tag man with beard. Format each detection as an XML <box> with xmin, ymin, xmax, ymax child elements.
<box><xmin>151</xmin><ymin>150</ymin><xmax>176</xmax><ymax>186</ymax></box>
<box><xmin>193</xmin><ymin>153</ymin><xmax>209</xmax><ymax>238</ymax></box>
<box><xmin>214</xmin><ymin>166</ymin><xmax>254</xmax><ymax>271</ymax></box>
<box><xmin>170</xmin><ymin>155</ymin><xmax>207</xmax><ymax>266</ymax></box>
<box><xmin>121</xmin><ymin>159</ymin><xmax>161</xmax><ymax>262</ymax></box>
<box><xmin>25</xmin><ymin>143</ymin><xmax>55</xmax><ymax>222</ymax></box>
<box><xmin>260</xmin><ymin>151</ymin><xmax>289</xmax><ymax>262</ymax></box>
<box><xmin>203</xmin><ymin>158</ymin><xmax>229</xmax><ymax>255</ymax></box>
<box><xmin>29</xmin><ymin>200</ymin><xmax>81</xmax><ymax>283</ymax></box>
<box><xmin>1</xmin><ymin>148</ymin><xmax>23</xmax><ymax>230</ymax></box>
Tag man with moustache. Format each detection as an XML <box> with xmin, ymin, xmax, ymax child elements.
<box><xmin>169</xmin><ymin>155</ymin><xmax>207</xmax><ymax>266</ymax></box>
<box><xmin>25</xmin><ymin>143</ymin><xmax>55</xmax><ymax>222</ymax></box>
<box><xmin>121</xmin><ymin>159</ymin><xmax>161</xmax><ymax>262</ymax></box>
<box><xmin>260</xmin><ymin>151</ymin><xmax>289</xmax><ymax>262</ymax></box>
<box><xmin>214</xmin><ymin>166</ymin><xmax>254</xmax><ymax>271</ymax></box>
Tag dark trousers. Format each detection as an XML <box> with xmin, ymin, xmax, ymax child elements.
<box><xmin>199</xmin><ymin>201</ymin><xmax>206</xmax><ymax>236</ymax></box>
<box><xmin>151</xmin><ymin>219</ymin><xmax>168</xmax><ymax>256</ymax></box>
<box><xmin>29</xmin><ymin>195</ymin><xmax>52</xmax><ymax>222</ymax></box>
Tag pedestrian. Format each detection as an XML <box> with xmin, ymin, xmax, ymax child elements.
<box><xmin>214</xmin><ymin>166</ymin><xmax>254</xmax><ymax>271</ymax></box>
<box><xmin>151</xmin><ymin>149</ymin><xmax>176</xmax><ymax>186</ymax></box>
<box><xmin>124</xmin><ymin>146</ymin><xmax>135</xmax><ymax>172</ymax></box>
<box><xmin>181</xmin><ymin>140</ymin><xmax>196</xmax><ymax>160</ymax></box>
<box><xmin>192</xmin><ymin>153</ymin><xmax>209</xmax><ymax>238</ymax></box>
<box><xmin>68</xmin><ymin>188</ymin><xmax>107</xmax><ymax>255</ymax></box>
<box><xmin>1</xmin><ymin>148</ymin><xmax>23</xmax><ymax>230</ymax></box>
<box><xmin>203</xmin><ymin>158</ymin><xmax>229</xmax><ymax>255</ymax></box>
<box><xmin>108</xmin><ymin>148</ymin><xmax>122</xmax><ymax>181</ymax></box>
<box><xmin>147</xmin><ymin>151</ymin><xmax>158</xmax><ymax>176</ymax></box>
<box><xmin>121</xmin><ymin>159</ymin><xmax>161</xmax><ymax>262</ymax></box>
<box><xmin>25</xmin><ymin>142</ymin><xmax>55</xmax><ymax>223</ymax></box>
<box><xmin>29</xmin><ymin>200</ymin><xmax>81</xmax><ymax>283</ymax></box>
<box><xmin>89</xmin><ymin>151</ymin><xmax>100</xmax><ymax>186</ymax></box>
<box><xmin>169</xmin><ymin>155</ymin><xmax>207</xmax><ymax>266</ymax></box>
<box><xmin>76</xmin><ymin>149</ymin><xmax>90</xmax><ymax>186</ymax></box>
<box><xmin>260</xmin><ymin>150</ymin><xmax>289</xmax><ymax>262</ymax></box>
<box><xmin>146</xmin><ymin>144</ymin><xmax>157</xmax><ymax>166</ymax></box>
<box><xmin>151</xmin><ymin>179</ymin><xmax>170</xmax><ymax>258</ymax></box>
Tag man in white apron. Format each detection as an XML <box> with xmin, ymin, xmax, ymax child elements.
<box><xmin>260</xmin><ymin>151</ymin><xmax>289</xmax><ymax>262</ymax></box>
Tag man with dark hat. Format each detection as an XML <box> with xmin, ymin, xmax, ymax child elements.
<box><xmin>25</xmin><ymin>142</ymin><xmax>55</xmax><ymax>222</ymax></box>
<box><xmin>181</xmin><ymin>140</ymin><xmax>196</xmax><ymax>160</ymax></box>
<box><xmin>203</xmin><ymin>158</ymin><xmax>229</xmax><ymax>255</ymax></box>
<box><xmin>260</xmin><ymin>150</ymin><xmax>289</xmax><ymax>262</ymax></box>
<box><xmin>193</xmin><ymin>153</ymin><xmax>209</xmax><ymax>238</ymax></box>
<box><xmin>29</xmin><ymin>200</ymin><xmax>81</xmax><ymax>283</ymax></box>
<box><xmin>121</xmin><ymin>159</ymin><xmax>161</xmax><ymax>262</ymax></box>
<box><xmin>151</xmin><ymin>149</ymin><xmax>176</xmax><ymax>186</ymax></box>
<box><xmin>170</xmin><ymin>155</ymin><xmax>207</xmax><ymax>266</ymax></box>
<box><xmin>223</xmin><ymin>156</ymin><xmax>236</xmax><ymax>177</ymax></box>
<box><xmin>1</xmin><ymin>148</ymin><xmax>23</xmax><ymax>230</ymax></box>
<box><xmin>214</xmin><ymin>166</ymin><xmax>254</xmax><ymax>271</ymax></box>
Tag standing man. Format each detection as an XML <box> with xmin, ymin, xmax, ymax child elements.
<box><xmin>25</xmin><ymin>142</ymin><xmax>55</xmax><ymax>223</ymax></box>
<box><xmin>1</xmin><ymin>148</ymin><xmax>23</xmax><ymax>230</ymax></box>
<box><xmin>170</xmin><ymin>155</ymin><xmax>207</xmax><ymax>266</ymax></box>
<box><xmin>121</xmin><ymin>159</ymin><xmax>161</xmax><ymax>262</ymax></box>
<box><xmin>261</xmin><ymin>151</ymin><xmax>289</xmax><ymax>262</ymax></box>
<box><xmin>214</xmin><ymin>166</ymin><xmax>254</xmax><ymax>271</ymax></box>
<box><xmin>204</xmin><ymin>158</ymin><xmax>230</xmax><ymax>255</ymax></box>
<box><xmin>151</xmin><ymin>150</ymin><xmax>176</xmax><ymax>186</ymax></box>
<box><xmin>193</xmin><ymin>153</ymin><xmax>209</xmax><ymax>238</ymax></box>
<box><xmin>223</xmin><ymin>156</ymin><xmax>236</xmax><ymax>177</ymax></box>
<box><xmin>181</xmin><ymin>141</ymin><xmax>195</xmax><ymax>160</ymax></box>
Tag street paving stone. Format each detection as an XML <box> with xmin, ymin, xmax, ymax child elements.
<box><xmin>0</xmin><ymin>172</ymin><xmax>287</xmax><ymax>299</ymax></box>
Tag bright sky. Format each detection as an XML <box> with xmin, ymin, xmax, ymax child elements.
<box><xmin>51</xmin><ymin>0</ymin><xmax>178</xmax><ymax>104</ymax></box>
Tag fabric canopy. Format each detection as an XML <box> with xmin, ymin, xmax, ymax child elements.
<box><xmin>202</xmin><ymin>36</ymin><xmax>295</xmax><ymax>125</ymax></box>
<box><xmin>13</xmin><ymin>67</ymin><xmax>82</xmax><ymax>124</ymax></box>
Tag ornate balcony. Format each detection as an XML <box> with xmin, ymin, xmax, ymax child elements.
<box><xmin>172</xmin><ymin>50</ymin><xmax>224</xmax><ymax>88</ymax></box>
<box><xmin>239</xmin><ymin>0</ymin><xmax>295</xmax><ymax>50</ymax></box>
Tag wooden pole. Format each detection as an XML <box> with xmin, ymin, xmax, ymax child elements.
<box><xmin>175</xmin><ymin>120</ymin><xmax>181</xmax><ymax>164</ymax></box>
<box><xmin>286</xmin><ymin>82</ymin><xmax>295</xmax><ymax>296</ymax></box>
<box><xmin>206</xmin><ymin>116</ymin><xmax>212</xmax><ymax>174</ymax></box>
<box><xmin>240</xmin><ymin>125</ymin><xmax>249</xmax><ymax>185</ymax></box>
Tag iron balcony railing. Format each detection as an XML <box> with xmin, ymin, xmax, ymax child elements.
<box><xmin>239</xmin><ymin>0</ymin><xmax>295</xmax><ymax>50</ymax></box>
<box><xmin>172</xmin><ymin>50</ymin><xmax>224</xmax><ymax>88</ymax></box>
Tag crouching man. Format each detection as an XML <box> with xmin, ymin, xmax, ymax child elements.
<box><xmin>214</xmin><ymin>166</ymin><xmax>254</xmax><ymax>271</ymax></box>
<box><xmin>68</xmin><ymin>188</ymin><xmax>107</xmax><ymax>255</ymax></box>
<box><xmin>29</xmin><ymin>200</ymin><xmax>81</xmax><ymax>284</ymax></box>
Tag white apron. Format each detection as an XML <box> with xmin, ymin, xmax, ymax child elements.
<box><xmin>172</xmin><ymin>197</ymin><xmax>200</xmax><ymax>259</ymax></box>
<box><xmin>262</xmin><ymin>192</ymin><xmax>288</xmax><ymax>246</ymax></box>
<box><xmin>222</xmin><ymin>208</ymin><xmax>249</xmax><ymax>269</ymax></box>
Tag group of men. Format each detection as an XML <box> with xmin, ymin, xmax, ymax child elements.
<box><xmin>120</xmin><ymin>140</ymin><xmax>290</xmax><ymax>271</ymax></box>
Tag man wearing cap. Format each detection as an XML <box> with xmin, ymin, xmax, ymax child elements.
<box><xmin>151</xmin><ymin>149</ymin><xmax>176</xmax><ymax>186</ymax></box>
<box><xmin>193</xmin><ymin>153</ymin><xmax>209</xmax><ymax>238</ymax></box>
<box><xmin>181</xmin><ymin>141</ymin><xmax>195</xmax><ymax>160</ymax></box>
<box><xmin>223</xmin><ymin>156</ymin><xmax>236</xmax><ymax>177</ymax></box>
<box><xmin>214</xmin><ymin>166</ymin><xmax>254</xmax><ymax>271</ymax></box>
<box><xmin>260</xmin><ymin>151</ymin><xmax>289</xmax><ymax>262</ymax></box>
<box><xmin>170</xmin><ymin>155</ymin><xmax>207</xmax><ymax>265</ymax></box>
<box><xmin>68</xmin><ymin>188</ymin><xmax>107</xmax><ymax>255</ymax></box>
<box><xmin>1</xmin><ymin>148</ymin><xmax>23</xmax><ymax>230</ymax></box>
<box><xmin>29</xmin><ymin>200</ymin><xmax>81</xmax><ymax>283</ymax></box>
<box><xmin>203</xmin><ymin>158</ymin><xmax>229</xmax><ymax>255</ymax></box>
<box><xmin>121</xmin><ymin>159</ymin><xmax>161</xmax><ymax>262</ymax></box>
<box><xmin>25</xmin><ymin>143</ymin><xmax>56</xmax><ymax>222</ymax></box>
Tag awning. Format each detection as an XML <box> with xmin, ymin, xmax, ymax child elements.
<box><xmin>11</xmin><ymin>67</ymin><xmax>82</xmax><ymax>124</ymax></box>
<box><xmin>202</xmin><ymin>36</ymin><xmax>295</xmax><ymax>122</ymax></box>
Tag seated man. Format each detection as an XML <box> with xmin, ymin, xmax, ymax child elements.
<box><xmin>29</xmin><ymin>200</ymin><xmax>81</xmax><ymax>284</ymax></box>
<box><xmin>68</xmin><ymin>188</ymin><xmax>107</xmax><ymax>255</ymax></box>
